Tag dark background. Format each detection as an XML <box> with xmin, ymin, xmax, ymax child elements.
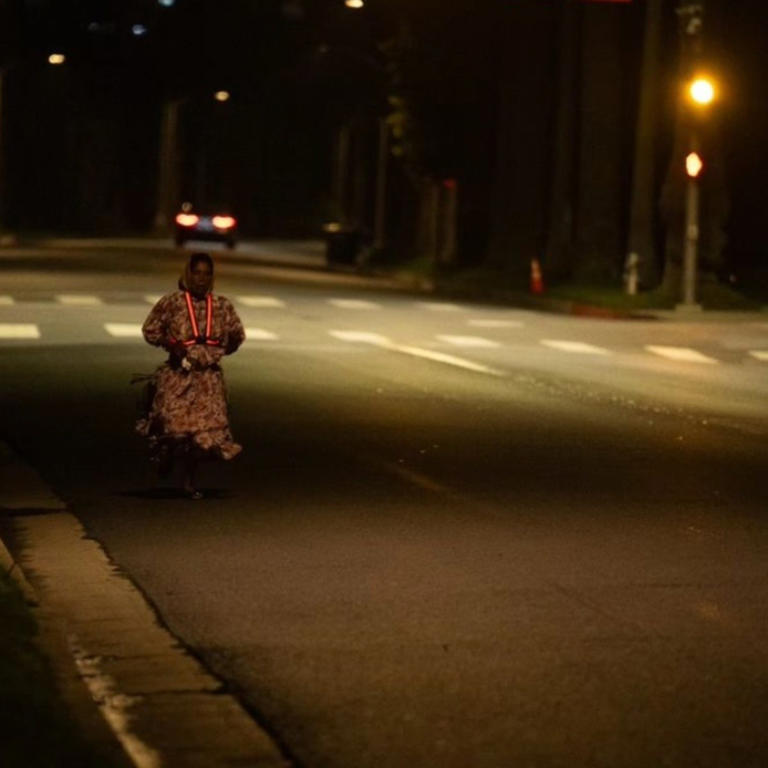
<box><xmin>1</xmin><ymin>0</ymin><xmax>767</xmax><ymax>290</ymax></box>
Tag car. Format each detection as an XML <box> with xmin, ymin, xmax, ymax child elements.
<box><xmin>174</xmin><ymin>203</ymin><xmax>238</xmax><ymax>249</ymax></box>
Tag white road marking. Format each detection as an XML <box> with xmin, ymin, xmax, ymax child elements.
<box><xmin>437</xmin><ymin>335</ymin><xmax>501</xmax><ymax>348</ymax></box>
<box><xmin>749</xmin><ymin>350</ymin><xmax>768</xmax><ymax>361</ymax></box>
<box><xmin>0</xmin><ymin>295</ymin><xmax>14</xmax><ymax>306</ymax></box>
<box><xmin>0</xmin><ymin>323</ymin><xmax>40</xmax><ymax>339</ymax></box>
<box><xmin>646</xmin><ymin>345</ymin><xmax>718</xmax><ymax>364</ymax></box>
<box><xmin>105</xmin><ymin>323</ymin><xmax>143</xmax><ymax>338</ymax></box>
<box><xmin>328</xmin><ymin>298</ymin><xmax>381</xmax><ymax>310</ymax></box>
<box><xmin>541</xmin><ymin>340</ymin><xmax>611</xmax><ymax>356</ymax></box>
<box><xmin>237</xmin><ymin>296</ymin><xmax>286</xmax><ymax>308</ymax></box>
<box><xmin>244</xmin><ymin>328</ymin><xmax>278</xmax><ymax>340</ymax></box>
<box><xmin>418</xmin><ymin>301</ymin><xmax>463</xmax><ymax>312</ymax></box>
<box><xmin>467</xmin><ymin>318</ymin><xmax>523</xmax><ymax>328</ymax></box>
<box><xmin>330</xmin><ymin>330</ymin><xmax>391</xmax><ymax>344</ymax></box>
<box><xmin>144</xmin><ymin>294</ymin><xmax>163</xmax><ymax>305</ymax></box>
<box><xmin>56</xmin><ymin>294</ymin><xmax>103</xmax><ymax>306</ymax></box>
<box><xmin>395</xmin><ymin>345</ymin><xmax>505</xmax><ymax>375</ymax></box>
<box><xmin>330</xmin><ymin>330</ymin><xmax>504</xmax><ymax>376</ymax></box>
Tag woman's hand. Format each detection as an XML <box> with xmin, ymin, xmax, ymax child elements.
<box><xmin>167</xmin><ymin>340</ymin><xmax>188</xmax><ymax>359</ymax></box>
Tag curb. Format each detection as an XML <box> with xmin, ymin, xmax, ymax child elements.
<box><xmin>1</xmin><ymin>441</ymin><xmax>292</xmax><ymax>768</ymax></box>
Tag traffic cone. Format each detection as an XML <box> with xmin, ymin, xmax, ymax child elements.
<box><xmin>530</xmin><ymin>258</ymin><xmax>544</xmax><ymax>294</ymax></box>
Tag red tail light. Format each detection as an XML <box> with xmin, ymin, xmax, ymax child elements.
<box><xmin>212</xmin><ymin>215</ymin><xmax>236</xmax><ymax>229</ymax></box>
<box><xmin>176</xmin><ymin>213</ymin><xmax>199</xmax><ymax>227</ymax></box>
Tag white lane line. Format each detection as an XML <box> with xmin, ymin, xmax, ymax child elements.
<box><xmin>0</xmin><ymin>295</ymin><xmax>14</xmax><ymax>306</ymax></box>
<box><xmin>468</xmin><ymin>318</ymin><xmax>523</xmax><ymax>328</ymax></box>
<box><xmin>646</xmin><ymin>345</ymin><xmax>718</xmax><ymax>364</ymax></box>
<box><xmin>437</xmin><ymin>335</ymin><xmax>501</xmax><ymax>349</ymax></box>
<box><xmin>144</xmin><ymin>294</ymin><xmax>163</xmax><ymax>305</ymax></box>
<box><xmin>244</xmin><ymin>328</ymin><xmax>278</xmax><ymax>340</ymax></box>
<box><xmin>396</xmin><ymin>345</ymin><xmax>505</xmax><ymax>375</ymax></box>
<box><xmin>418</xmin><ymin>301</ymin><xmax>463</xmax><ymax>312</ymax></box>
<box><xmin>0</xmin><ymin>323</ymin><xmax>40</xmax><ymax>339</ymax></box>
<box><xmin>749</xmin><ymin>350</ymin><xmax>768</xmax><ymax>361</ymax></box>
<box><xmin>330</xmin><ymin>330</ymin><xmax>391</xmax><ymax>344</ymax></box>
<box><xmin>329</xmin><ymin>330</ymin><xmax>504</xmax><ymax>376</ymax></box>
<box><xmin>104</xmin><ymin>323</ymin><xmax>143</xmax><ymax>338</ymax></box>
<box><xmin>541</xmin><ymin>340</ymin><xmax>611</xmax><ymax>356</ymax></box>
<box><xmin>237</xmin><ymin>296</ymin><xmax>286</xmax><ymax>308</ymax></box>
<box><xmin>56</xmin><ymin>294</ymin><xmax>103</xmax><ymax>306</ymax></box>
<box><xmin>328</xmin><ymin>298</ymin><xmax>381</xmax><ymax>310</ymax></box>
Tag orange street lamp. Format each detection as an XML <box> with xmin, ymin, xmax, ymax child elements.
<box><xmin>48</xmin><ymin>53</ymin><xmax>66</xmax><ymax>65</ymax></box>
<box><xmin>689</xmin><ymin>76</ymin><xmax>715</xmax><ymax>106</ymax></box>
<box><xmin>345</xmin><ymin>0</ymin><xmax>364</xmax><ymax>8</ymax></box>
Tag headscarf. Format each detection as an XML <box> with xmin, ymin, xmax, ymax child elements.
<box><xmin>178</xmin><ymin>252</ymin><xmax>214</xmax><ymax>293</ymax></box>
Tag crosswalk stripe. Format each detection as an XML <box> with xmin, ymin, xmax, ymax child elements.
<box><xmin>237</xmin><ymin>296</ymin><xmax>286</xmax><ymax>308</ymax></box>
<box><xmin>646</xmin><ymin>345</ymin><xmax>718</xmax><ymax>364</ymax></box>
<box><xmin>105</xmin><ymin>323</ymin><xmax>143</xmax><ymax>338</ymax></box>
<box><xmin>437</xmin><ymin>335</ymin><xmax>500</xmax><ymax>348</ymax></box>
<box><xmin>244</xmin><ymin>328</ymin><xmax>278</xmax><ymax>340</ymax></box>
<box><xmin>0</xmin><ymin>323</ymin><xmax>40</xmax><ymax>339</ymax></box>
<box><xmin>330</xmin><ymin>330</ymin><xmax>390</xmax><ymax>344</ymax></box>
<box><xmin>56</xmin><ymin>294</ymin><xmax>103</xmax><ymax>306</ymax></box>
<box><xmin>328</xmin><ymin>298</ymin><xmax>380</xmax><ymax>310</ymax></box>
<box><xmin>541</xmin><ymin>340</ymin><xmax>611</xmax><ymax>356</ymax></box>
<box><xmin>749</xmin><ymin>351</ymin><xmax>768</xmax><ymax>361</ymax></box>
<box><xmin>0</xmin><ymin>296</ymin><xmax>14</xmax><ymax>306</ymax></box>
<box><xmin>467</xmin><ymin>319</ymin><xmax>523</xmax><ymax>328</ymax></box>
<box><xmin>329</xmin><ymin>330</ymin><xmax>504</xmax><ymax>376</ymax></box>
<box><xmin>418</xmin><ymin>301</ymin><xmax>463</xmax><ymax>312</ymax></box>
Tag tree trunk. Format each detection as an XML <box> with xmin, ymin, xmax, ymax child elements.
<box><xmin>626</xmin><ymin>0</ymin><xmax>664</xmax><ymax>288</ymax></box>
<box><xmin>544</xmin><ymin>0</ymin><xmax>580</xmax><ymax>281</ymax></box>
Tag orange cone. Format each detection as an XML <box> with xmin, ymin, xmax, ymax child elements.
<box><xmin>530</xmin><ymin>258</ymin><xmax>544</xmax><ymax>294</ymax></box>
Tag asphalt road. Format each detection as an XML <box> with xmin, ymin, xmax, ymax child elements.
<box><xmin>2</xmin><ymin>241</ymin><xmax>768</xmax><ymax>767</ymax></box>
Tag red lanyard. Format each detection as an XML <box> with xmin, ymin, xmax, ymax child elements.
<box><xmin>182</xmin><ymin>292</ymin><xmax>220</xmax><ymax>347</ymax></box>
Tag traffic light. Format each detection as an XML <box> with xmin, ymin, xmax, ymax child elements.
<box><xmin>686</xmin><ymin>151</ymin><xmax>703</xmax><ymax>179</ymax></box>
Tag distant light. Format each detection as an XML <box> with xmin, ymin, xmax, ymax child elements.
<box><xmin>212</xmin><ymin>215</ymin><xmax>236</xmax><ymax>230</ymax></box>
<box><xmin>132</xmin><ymin>24</ymin><xmax>148</xmax><ymax>36</ymax></box>
<box><xmin>48</xmin><ymin>53</ymin><xmax>66</xmax><ymax>65</ymax></box>
<box><xmin>213</xmin><ymin>90</ymin><xmax>231</xmax><ymax>102</ymax></box>
<box><xmin>176</xmin><ymin>213</ymin><xmax>200</xmax><ymax>227</ymax></box>
<box><xmin>345</xmin><ymin>0</ymin><xmax>364</xmax><ymax>8</ymax></box>
<box><xmin>158</xmin><ymin>0</ymin><xmax>176</xmax><ymax>6</ymax></box>
<box><xmin>689</xmin><ymin>77</ymin><xmax>715</xmax><ymax>106</ymax></box>
<box><xmin>686</xmin><ymin>151</ymin><xmax>704</xmax><ymax>178</ymax></box>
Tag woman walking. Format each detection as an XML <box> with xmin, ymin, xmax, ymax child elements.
<box><xmin>137</xmin><ymin>253</ymin><xmax>246</xmax><ymax>498</ymax></box>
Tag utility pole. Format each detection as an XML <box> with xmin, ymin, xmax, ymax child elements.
<box><xmin>675</xmin><ymin>1</ymin><xmax>709</xmax><ymax>311</ymax></box>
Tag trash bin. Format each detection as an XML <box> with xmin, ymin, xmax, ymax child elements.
<box><xmin>323</xmin><ymin>223</ymin><xmax>360</xmax><ymax>267</ymax></box>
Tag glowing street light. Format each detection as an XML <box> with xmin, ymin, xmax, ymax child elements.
<box><xmin>48</xmin><ymin>53</ymin><xmax>66</xmax><ymax>65</ymax></box>
<box><xmin>213</xmin><ymin>90</ymin><xmax>231</xmax><ymax>102</ymax></box>
<box><xmin>345</xmin><ymin>0</ymin><xmax>365</xmax><ymax>8</ymax></box>
<box><xmin>689</xmin><ymin>76</ymin><xmax>715</xmax><ymax>106</ymax></box>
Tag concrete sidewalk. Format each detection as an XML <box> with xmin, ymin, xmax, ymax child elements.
<box><xmin>0</xmin><ymin>441</ymin><xmax>291</xmax><ymax>768</ymax></box>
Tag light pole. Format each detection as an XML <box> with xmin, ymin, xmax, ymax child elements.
<box><xmin>677</xmin><ymin>74</ymin><xmax>715</xmax><ymax>310</ymax></box>
<box><xmin>674</xmin><ymin>1</ymin><xmax>711</xmax><ymax>311</ymax></box>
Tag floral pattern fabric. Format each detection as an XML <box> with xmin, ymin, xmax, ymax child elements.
<box><xmin>136</xmin><ymin>291</ymin><xmax>245</xmax><ymax>459</ymax></box>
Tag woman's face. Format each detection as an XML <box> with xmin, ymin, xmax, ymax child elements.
<box><xmin>189</xmin><ymin>261</ymin><xmax>213</xmax><ymax>297</ymax></box>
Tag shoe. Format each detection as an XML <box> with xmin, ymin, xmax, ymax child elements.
<box><xmin>185</xmin><ymin>487</ymin><xmax>203</xmax><ymax>500</ymax></box>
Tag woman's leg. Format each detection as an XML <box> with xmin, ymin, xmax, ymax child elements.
<box><xmin>183</xmin><ymin>444</ymin><xmax>202</xmax><ymax>499</ymax></box>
